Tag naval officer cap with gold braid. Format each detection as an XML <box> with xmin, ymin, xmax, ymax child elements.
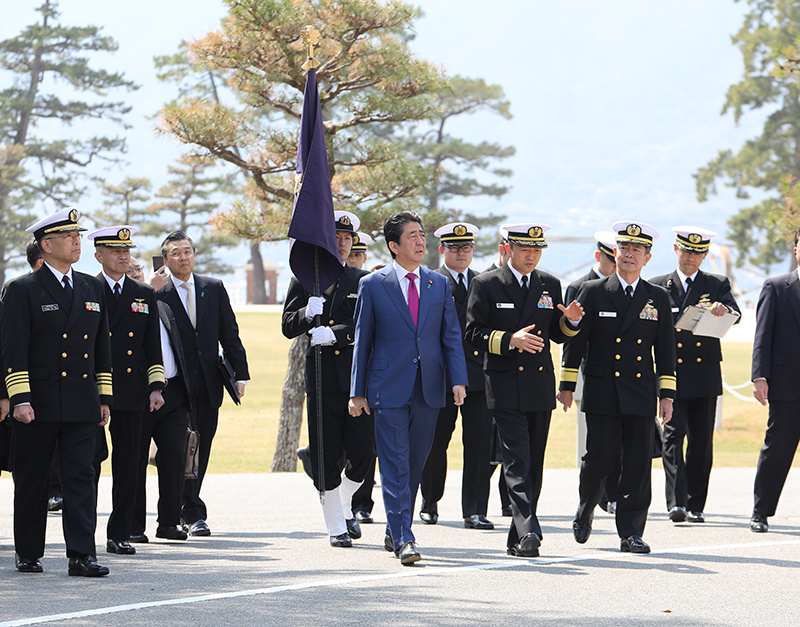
<box><xmin>26</xmin><ymin>207</ymin><xmax>88</xmax><ymax>242</ymax></box>
<box><xmin>350</xmin><ymin>232</ymin><xmax>373</xmax><ymax>253</ymax></box>
<box><xmin>612</xmin><ymin>220</ymin><xmax>659</xmax><ymax>247</ymax></box>
<box><xmin>87</xmin><ymin>225</ymin><xmax>138</xmax><ymax>248</ymax></box>
<box><xmin>500</xmin><ymin>223</ymin><xmax>550</xmax><ymax>248</ymax></box>
<box><xmin>434</xmin><ymin>222</ymin><xmax>480</xmax><ymax>245</ymax></box>
<box><xmin>334</xmin><ymin>211</ymin><xmax>360</xmax><ymax>232</ymax></box>
<box><xmin>594</xmin><ymin>230</ymin><xmax>617</xmax><ymax>261</ymax></box>
<box><xmin>672</xmin><ymin>225</ymin><xmax>717</xmax><ymax>254</ymax></box>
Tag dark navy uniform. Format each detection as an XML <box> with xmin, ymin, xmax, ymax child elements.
<box><xmin>466</xmin><ymin>262</ymin><xmax>579</xmax><ymax>550</ymax></box>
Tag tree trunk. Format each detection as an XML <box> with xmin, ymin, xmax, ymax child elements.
<box><xmin>250</xmin><ymin>241</ymin><xmax>267</xmax><ymax>304</ymax></box>
<box><xmin>270</xmin><ymin>336</ymin><xmax>307</xmax><ymax>472</ymax></box>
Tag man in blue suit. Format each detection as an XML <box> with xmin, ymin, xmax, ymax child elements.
<box><xmin>349</xmin><ymin>211</ymin><xmax>468</xmax><ymax>565</ymax></box>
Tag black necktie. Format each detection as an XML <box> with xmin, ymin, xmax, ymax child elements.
<box><xmin>685</xmin><ymin>277</ymin><xmax>693</xmax><ymax>293</ymax></box>
<box><xmin>455</xmin><ymin>273</ymin><xmax>467</xmax><ymax>300</ymax></box>
<box><xmin>625</xmin><ymin>285</ymin><xmax>633</xmax><ymax>299</ymax></box>
<box><xmin>113</xmin><ymin>283</ymin><xmax>121</xmax><ymax>300</ymax></box>
<box><xmin>521</xmin><ymin>275</ymin><xmax>529</xmax><ymax>291</ymax></box>
<box><xmin>62</xmin><ymin>275</ymin><xmax>72</xmax><ymax>297</ymax></box>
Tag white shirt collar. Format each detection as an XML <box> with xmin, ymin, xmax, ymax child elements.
<box><xmin>392</xmin><ymin>260</ymin><xmax>419</xmax><ymax>282</ymax></box>
<box><xmin>102</xmin><ymin>271</ymin><xmax>126</xmax><ymax>292</ymax></box>
<box><xmin>507</xmin><ymin>263</ymin><xmax>531</xmax><ymax>287</ymax></box>
<box><xmin>444</xmin><ymin>265</ymin><xmax>468</xmax><ymax>286</ymax></box>
<box><xmin>593</xmin><ymin>262</ymin><xmax>611</xmax><ymax>279</ymax></box>
<box><xmin>676</xmin><ymin>268</ymin><xmax>698</xmax><ymax>286</ymax></box>
<box><xmin>43</xmin><ymin>261</ymin><xmax>73</xmax><ymax>286</ymax></box>
<box><xmin>616</xmin><ymin>272</ymin><xmax>640</xmax><ymax>293</ymax></box>
<box><xmin>172</xmin><ymin>274</ymin><xmax>195</xmax><ymax>290</ymax></box>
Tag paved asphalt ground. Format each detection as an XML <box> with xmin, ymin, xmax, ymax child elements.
<box><xmin>0</xmin><ymin>466</ymin><xmax>798</xmax><ymax>626</ymax></box>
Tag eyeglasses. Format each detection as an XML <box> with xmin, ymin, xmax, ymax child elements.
<box><xmin>167</xmin><ymin>248</ymin><xmax>194</xmax><ymax>259</ymax></box>
<box><xmin>444</xmin><ymin>244</ymin><xmax>474</xmax><ymax>253</ymax></box>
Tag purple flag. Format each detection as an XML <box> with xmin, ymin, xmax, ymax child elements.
<box><xmin>288</xmin><ymin>68</ymin><xmax>343</xmax><ymax>295</ymax></box>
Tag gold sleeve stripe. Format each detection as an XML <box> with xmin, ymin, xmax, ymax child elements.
<box><xmin>6</xmin><ymin>372</ymin><xmax>30</xmax><ymax>397</ymax></box>
<box><xmin>97</xmin><ymin>383</ymin><xmax>113</xmax><ymax>396</ymax></box>
<box><xmin>560</xmin><ymin>317</ymin><xmax>580</xmax><ymax>337</ymax></box>
<box><xmin>147</xmin><ymin>365</ymin><xmax>166</xmax><ymax>385</ymax></box>
<box><xmin>659</xmin><ymin>375</ymin><xmax>677</xmax><ymax>391</ymax></box>
<box><xmin>561</xmin><ymin>368</ymin><xmax>579</xmax><ymax>383</ymax></box>
<box><xmin>488</xmin><ymin>330</ymin><xmax>505</xmax><ymax>355</ymax></box>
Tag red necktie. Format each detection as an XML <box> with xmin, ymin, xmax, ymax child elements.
<box><xmin>406</xmin><ymin>272</ymin><xmax>419</xmax><ymax>327</ymax></box>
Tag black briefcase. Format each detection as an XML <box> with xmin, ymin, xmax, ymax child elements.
<box><xmin>218</xmin><ymin>352</ymin><xmax>241</xmax><ymax>405</ymax></box>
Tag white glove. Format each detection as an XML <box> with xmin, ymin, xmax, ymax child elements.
<box><xmin>310</xmin><ymin>326</ymin><xmax>336</xmax><ymax>346</ymax></box>
<box><xmin>304</xmin><ymin>296</ymin><xmax>325</xmax><ymax>321</ymax></box>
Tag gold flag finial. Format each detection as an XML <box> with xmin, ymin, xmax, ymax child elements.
<box><xmin>301</xmin><ymin>26</ymin><xmax>320</xmax><ymax>70</ymax></box>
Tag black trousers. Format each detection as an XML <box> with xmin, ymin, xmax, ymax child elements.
<box><xmin>106</xmin><ymin>409</ymin><xmax>143</xmax><ymax>541</ymax></box>
<box><xmin>493</xmin><ymin>408</ymin><xmax>551</xmax><ymax>548</ymax></box>
<box><xmin>753</xmin><ymin>399</ymin><xmax>800</xmax><ymax>517</ymax></box>
<box><xmin>351</xmin><ymin>453</ymin><xmax>376</xmax><ymax>514</ymax></box>
<box><xmin>181</xmin><ymin>386</ymin><xmax>218</xmax><ymax>524</ymax></box>
<box><xmin>306</xmin><ymin>389</ymin><xmax>375</xmax><ymax>492</ymax></box>
<box><xmin>133</xmin><ymin>382</ymin><xmax>189</xmax><ymax>534</ymax></box>
<box><xmin>420</xmin><ymin>389</ymin><xmax>493</xmax><ymax>517</ymax></box>
<box><xmin>12</xmin><ymin>421</ymin><xmax>98</xmax><ymax>559</ymax></box>
<box><xmin>577</xmin><ymin>413</ymin><xmax>654</xmax><ymax>539</ymax></box>
<box><xmin>662</xmin><ymin>396</ymin><xmax>716</xmax><ymax>512</ymax></box>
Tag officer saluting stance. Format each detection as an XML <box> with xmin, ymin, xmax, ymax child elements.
<box><xmin>2</xmin><ymin>208</ymin><xmax>113</xmax><ymax>576</ymax></box>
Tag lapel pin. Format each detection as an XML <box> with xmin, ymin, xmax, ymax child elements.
<box><xmin>427</xmin><ymin>280</ymin><xmax>432</xmax><ymax>290</ymax></box>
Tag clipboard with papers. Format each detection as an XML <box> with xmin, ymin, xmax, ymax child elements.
<box><xmin>675</xmin><ymin>305</ymin><xmax>740</xmax><ymax>339</ymax></box>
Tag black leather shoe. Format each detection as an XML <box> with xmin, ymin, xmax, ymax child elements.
<box><xmin>384</xmin><ymin>534</ymin><xmax>395</xmax><ymax>554</ymax></box>
<box><xmin>515</xmin><ymin>532</ymin><xmax>541</xmax><ymax>557</ymax></box>
<box><xmin>501</xmin><ymin>505</ymin><xmax>513</xmax><ymax>517</ymax></box>
<box><xmin>345</xmin><ymin>518</ymin><xmax>362</xmax><ymax>539</ymax></box>
<box><xmin>669</xmin><ymin>506</ymin><xmax>687</xmax><ymax>523</ymax></box>
<box><xmin>329</xmin><ymin>533</ymin><xmax>352</xmax><ymax>548</ymax></box>
<box><xmin>47</xmin><ymin>496</ymin><xmax>63</xmax><ymax>512</ymax></box>
<box><xmin>750</xmin><ymin>511</ymin><xmax>768</xmax><ymax>533</ymax></box>
<box><xmin>156</xmin><ymin>525</ymin><xmax>188</xmax><ymax>540</ymax></box>
<box><xmin>296</xmin><ymin>446</ymin><xmax>313</xmax><ymax>479</ymax></box>
<box><xmin>68</xmin><ymin>555</ymin><xmax>110</xmax><ymax>577</ymax></box>
<box><xmin>128</xmin><ymin>533</ymin><xmax>149</xmax><ymax>544</ymax></box>
<box><xmin>620</xmin><ymin>535</ymin><xmax>650</xmax><ymax>554</ymax></box>
<box><xmin>686</xmin><ymin>511</ymin><xmax>705</xmax><ymax>523</ymax></box>
<box><xmin>572</xmin><ymin>512</ymin><xmax>593</xmax><ymax>544</ymax></box>
<box><xmin>354</xmin><ymin>510</ymin><xmax>373</xmax><ymax>524</ymax></box>
<box><xmin>106</xmin><ymin>539</ymin><xmax>136</xmax><ymax>555</ymax></box>
<box><xmin>398</xmin><ymin>541</ymin><xmax>421</xmax><ymax>565</ymax></box>
<box><xmin>187</xmin><ymin>519</ymin><xmax>211</xmax><ymax>536</ymax></box>
<box><xmin>420</xmin><ymin>511</ymin><xmax>438</xmax><ymax>525</ymax></box>
<box><xmin>15</xmin><ymin>553</ymin><xmax>43</xmax><ymax>573</ymax></box>
<box><xmin>464</xmin><ymin>514</ymin><xmax>494</xmax><ymax>530</ymax></box>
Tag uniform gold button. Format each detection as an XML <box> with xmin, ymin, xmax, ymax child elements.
<box><xmin>61</xmin><ymin>352</ymin><xmax>67</xmax><ymax>358</ymax></box>
<box><xmin>637</xmin><ymin>356</ymin><xmax>642</xmax><ymax>361</ymax></box>
<box><xmin>677</xmin><ymin>343</ymin><xmax>683</xmax><ymax>348</ymax></box>
<box><xmin>329</xmin><ymin>319</ymin><xmax>334</xmax><ymax>325</ymax></box>
<box><xmin>537</xmin><ymin>330</ymin><xmax>541</xmax><ymax>335</ymax></box>
<box><xmin>636</xmin><ymin>373</ymin><xmax>641</xmax><ymax>378</ymax></box>
<box><xmin>334</xmin><ymin>350</ymin><xmax>340</xmax><ymax>355</ymax></box>
<box><xmin>473</xmin><ymin>351</ymin><xmax>479</xmax><ymax>356</ymax></box>
<box><xmin>84</xmin><ymin>354</ymin><xmax>88</xmax><ymax>359</ymax></box>
<box><xmin>61</xmin><ymin>371</ymin><xmax>67</xmax><ymax>377</ymax></box>
<box><xmin>84</xmin><ymin>335</ymin><xmax>88</xmax><ymax>340</ymax></box>
<box><xmin>615</xmin><ymin>372</ymin><xmax>620</xmax><ymax>377</ymax></box>
<box><xmin>615</xmin><ymin>354</ymin><xmax>620</xmax><ymax>360</ymax></box>
<box><xmin>127</xmin><ymin>368</ymin><xmax>132</xmax><ymax>373</ymax></box>
<box><xmin>109</xmin><ymin>332</ymin><xmax>112</xmax><ymax>337</ymax></box>
<box><xmin>538</xmin><ymin>366</ymin><xmax>543</xmax><ymax>371</ymax></box>
<box><xmin>63</xmin><ymin>333</ymin><xmax>67</xmax><ymax>339</ymax></box>
<box><xmin>127</xmin><ymin>350</ymin><xmax>132</xmax><ymax>355</ymax></box>
<box><xmin>697</xmin><ymin>357</ymin><xmax>702</xmax><ymax>363</ymax></box>
<box><xmin>676</xmin><ymin>328</ymin><xmax>682</xmax><ymax>333</ymax></box>
<box><xmin>616</xmin><ymin>338</ymin><xmax>621</xmax><ymax>343</ymax></box>
<box><xmin>637</xmin><ymin>339</ymin><xmax>642</xmax><ymax>344</ymax></box>
<box><xmin>129</xmin><ymin>332</ymin><xmax>134</xmax><ymax>337</ymax></box>
<box><xmin>519</xmin><ymin>366</ymin><xmax>524</xmax><ymax>371</ymax></box>
<box><xmin>696</xmin><ymin>342</ymin><xmax>701</xmax><ymax>347</ymax></box>
<box><xmin>677</xmin><ymin>358</ymin><xmax>683</xmax><ymax>364</ymax></box>
<box><xmin>82</xmin><ymin>374</ymin><xmax>88</xmax><ymax>379</ymax></box>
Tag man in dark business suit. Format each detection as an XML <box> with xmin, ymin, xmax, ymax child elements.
<box><xmin>558</xmin><ymin>221</ymin><xmax>676</xmax><ymax>554</ymax></box>
<box><xmin>131</xmin><ymin>300</ymin><xmax>192</xmax><ymax>543</ymax></box>
<box><xmin>651</xmin><ymin>226</ymin><xmax>740</xmax><ymax>525</ymax></box>
<box><xmin>466</xmin><ymin>223</ymin><xmax>584</xmax><ymax>557</ymax></box>
<box><xmin>88</xmin><ymin>226</ymin><xmax>166</xmax><ymax>555</ymax></box>
<box><xmin>2</xmin><ymin>208</ymin><xmax>112</xmax><ymax>576</ymax></box>
<box><xmin>420</xmin><ymin>222</ymin><xmax>495</xmax><ymax>530</ymax></box>
<box><xmin>156</xmin><ymin>230</ymin><xmax>249</xmax><ymax>537</ymax></box>
<box><xmin>283</xmin><ymin>211</ymin><xmax>372</xmax><ymax>548</ymax></box>
<box><xmin>749</xmin><ymin>228</ymin><xmax>800</xmax><ymax>533</ymax></box>
<box><xmin>349</xmin><ymin>211</ymin><xmax>468</xmax><ymax>565</ymax></box>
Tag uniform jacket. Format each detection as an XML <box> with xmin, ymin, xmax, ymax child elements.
<box><xmin>650</xmin><ymin>270</ymin><xmax>740</xmax><ymax>399</ymax></box>
<box><xmin>559</xmin><ymin>274</ymin><xmax>676</xmax><ymax>416</ymax></box>
<box><xmin>350</xmin><ymin>263</ymin><xmax>468</xmax><ymax>409</ymax></box>
<box><xmin>437</xmin><ymin>265</ymin><xmax>485</xmax><ymax>392</ymax></box>
<box><xmin>565</xmin><ymin>268</ymin><xmax>600</xmax><ymax>304</ymax></box>
<box><xmin>1</xmin><ymin>266</ymin><xmax>113</xmax><ymax>420</ymax></box>
<box><xmin>465</xmin><ymin>263</ymin><xmax>579</xmax><ymax>412</ymax></box>
<box><xmin>157</xmin><ymin>300</ymin><xmax>192</xmax><ymax>410</ymax></box>
<box><xmin>281</xmin><ymin>264</ymin><xmax>368</xmax><ymax>393</ymax></box>
<box><xmin>751</xmin><ymin>271</ymin><xmax>800</xmax><ymax>402</ymax></box>
<box><xmin>157</xmin><ymin>275</ymin><xmax>249</xmax><ymax>409</ymax></box>
<box><xmin>99</xmin><ymin>274</ymin><xmax>164</xmax><ymax>411</ymax></box>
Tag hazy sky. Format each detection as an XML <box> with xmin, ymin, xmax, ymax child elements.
<box><xmin>1</xmin><ymin>1</ymin><xmax>769</xmax><ymax>295</ymax></box>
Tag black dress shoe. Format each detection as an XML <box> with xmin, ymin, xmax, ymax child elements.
<box><xmin>329</xmin><ymin>533</ymin><xmax>353</xmax><ymax>548</ymax></box>
<box><xmin>750</xmin><ymin>511</ymin><xmax>768</xmax><ymax>533</ymax></box>
<box><xmin>464</xmin><ymin>514</ymin><xmax>494</xmax><ymax>530</ymax></box>
<box><xmin>501</xmin><ymin>505</ymin><xmax>513</xmax><ymax>517</ymax></box>
<box><xmin>15</xmin><ymin>553</ymin><xmax>43</xmax><ymax>573</ymax></box>
<box><xmin>346</xmin><ymin>518</ymin><xmax>362</xmax><ymax>539</ymax></box>
<box><xmin>620</xmin><ymin>535</ymin><xmax>650</xmax><ymax>554</ymax></box>
<box><xmin>419</xmin><ymin>511</ymin><xmax>438</xmax><ymax>525</ymax></box>
<box><xmin>686</xmin><ymin>511</ymin><xmax>705</xmax><ymax>523</ymax></box>
<box><xmin>296</xmin><ymin>446</ymin><xmax>313</xmax><ymax>479</ymax></box>
<box><xmin>669</xmin><ymin>506</ymin><xmax>687</xmax><ymax>523</ymax></box>
<box><xmin>47</xmin><ymin>495</ymin><xmax>63</xmax><ymax>512</ymax></box>
<box><xmin>106</xmin><ymin>539</ymin><xmax>136</xmax><ymax>555</ymax></box>
<box><xmin>384</xmin><ymin>534</ymin><xmax>395</xmax><ymax>554</ymax></box>
<box><xmin>156</xmin><ymin>525</ymin><xmax>188</xmax><ymax>540</ymax></box>
<box><xmin>354</xmin><ymin>510</ymin><xmax>374</xmax><ymax>524</ymax></box>
<box><xmin>398</xmin><ymin>541</ymin><xmax>421</xmax><ymax>565</ymax></box>
<box><xmin>572</xmin><ymin>512</ymin><xmax>593</xmax><ymax>544</ymax></box>
<box><xmin>128</xmin><ymin>533</ymin><xmax>149</xmax><ymax>544</ymax></box>
<box><xmin>187</xmin><ymin>519</ymin><xmax>211</xmax><ymax>536</ymax></box>
<box><xmin>513</xmin><ymin>532</ymin><xmax>541</xmax><ymax>557</ymax></box>
<box><xmin>68</xmin><ymin>555</ymin><xmax>110</xmax><ymax>577</ymax></box>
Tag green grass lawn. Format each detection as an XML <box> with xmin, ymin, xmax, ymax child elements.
<box><xmin>200</xmin><ymin>311</ymin><xmax>775</xmax><ymax>474</ymax></box>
